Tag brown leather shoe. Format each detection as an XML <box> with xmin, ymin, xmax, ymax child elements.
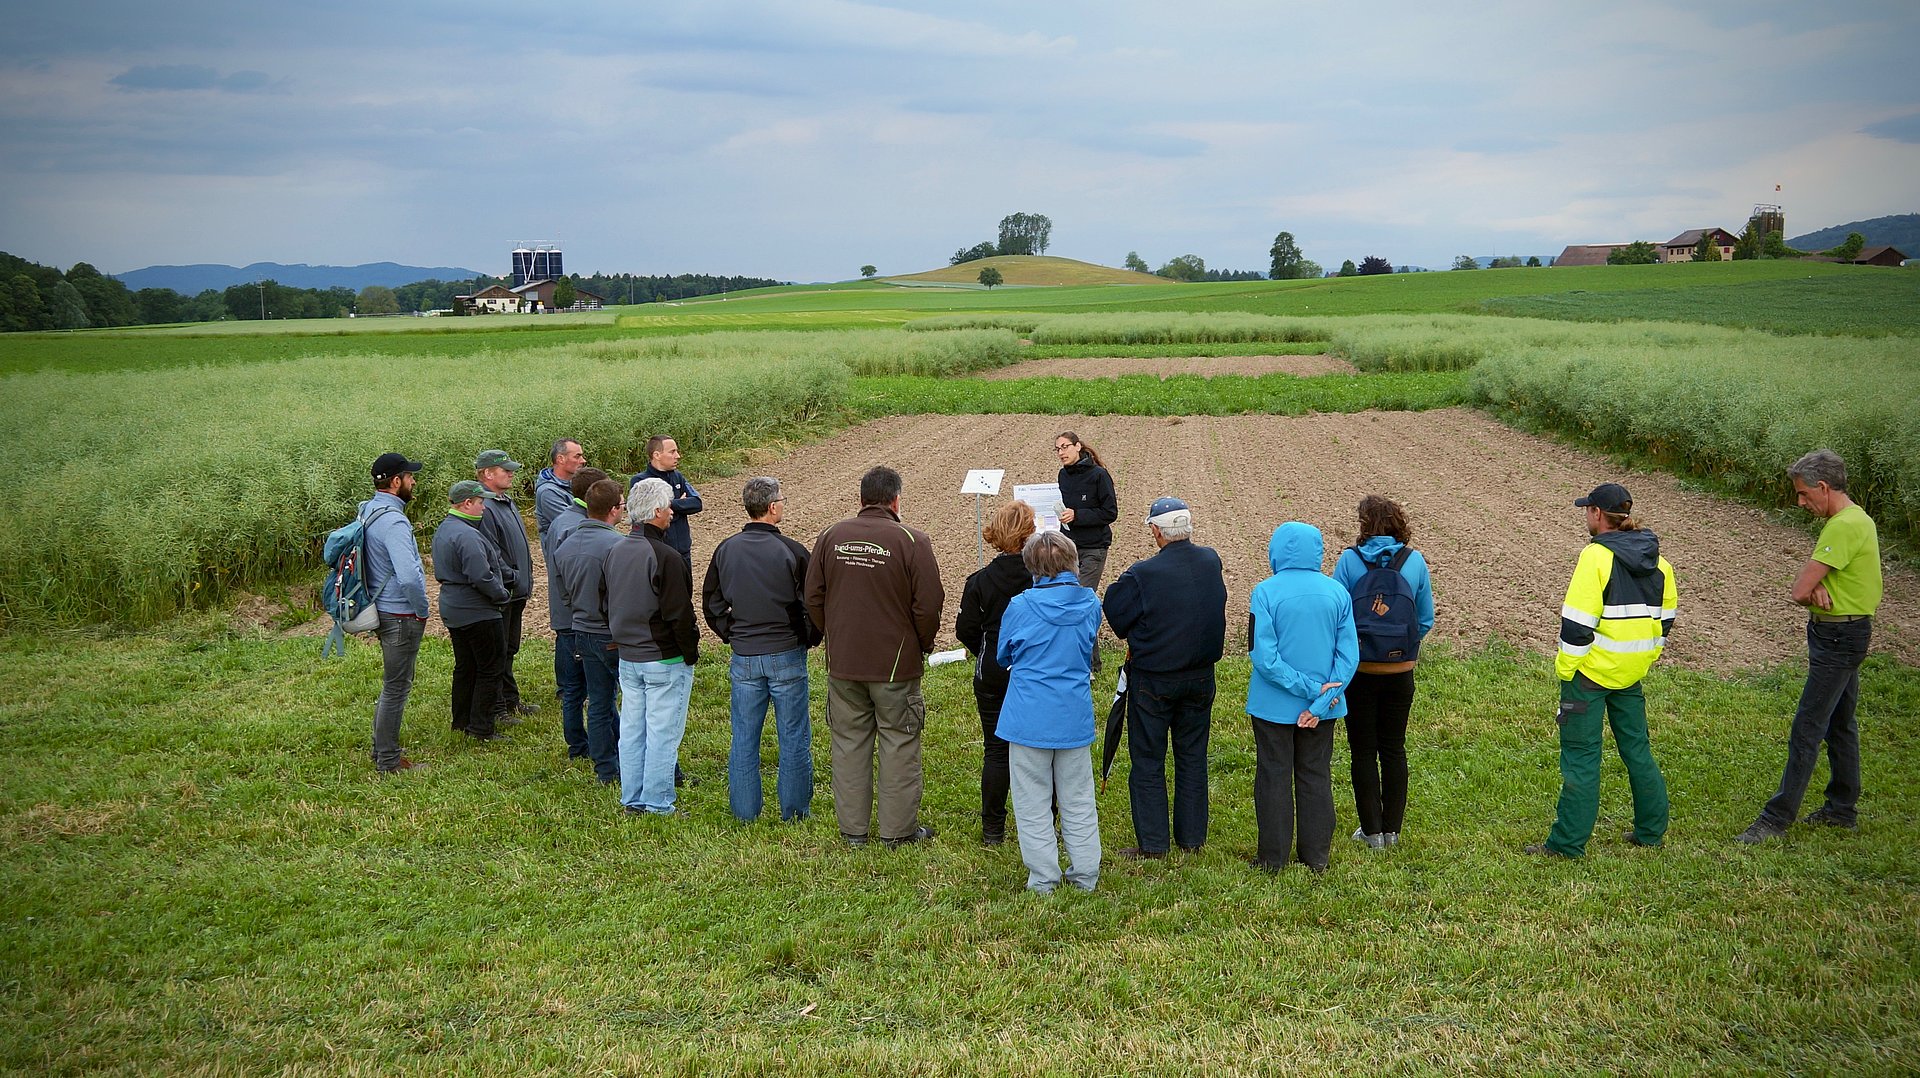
<box><xmin>378</xmin><ymin>757</ymin><xmax>423</xmax><ymax>775</ymax></box>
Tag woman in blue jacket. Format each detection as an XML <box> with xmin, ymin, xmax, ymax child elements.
<box><xmin>1330</xmin><ymin>496</ymin><xmax>1435</xmax><ymax>850</ymax></box>
<box><xmin>996</xmin><ymin>530</ymin><xmax>1104</xmax><ymax>894</ymax></box>
<box><xmin>1246</xmin><ymin>522</ymin><xmax>1358</xmax><ymax>873</ymax></box>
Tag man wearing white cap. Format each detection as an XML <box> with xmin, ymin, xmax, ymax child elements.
<box><xmin>1102</xmin><ymin>496</ymin><xmax>1228</xmax><ymax>859</ymax></box>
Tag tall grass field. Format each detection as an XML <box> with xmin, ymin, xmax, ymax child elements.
<box><xmin>0</xmin><ymin>329</ymin><xmax>1014</xmax><ymax>628</ymax></box>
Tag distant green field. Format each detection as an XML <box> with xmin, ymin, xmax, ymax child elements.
<box><xmin>1480</xmin><ymin>270</ymin><xmax>1920</xmax><ymax>336</ymax></box>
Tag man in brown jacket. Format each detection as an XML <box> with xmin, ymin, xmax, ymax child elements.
<box><xmin>805</xmin><ymin>466</ymin><xmax>945</xmax><ymax>848</ymax></box>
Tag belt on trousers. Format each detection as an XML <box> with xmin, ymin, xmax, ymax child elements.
<box><xmin>1809</xmin><ymin>612</ymin><xmax>1871</xmax><ymax>623</ymax></box>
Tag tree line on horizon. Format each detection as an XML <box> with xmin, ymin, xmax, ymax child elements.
<box><xmin>0</xmin><ymin>251</ymin><xmax>786</xmax><ymax>331</ymax></box>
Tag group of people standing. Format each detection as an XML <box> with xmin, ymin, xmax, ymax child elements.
<box><xmin>351</xmin><ymin>431</ymin><xmax>1885</xmax><ymax>892</ymax></box>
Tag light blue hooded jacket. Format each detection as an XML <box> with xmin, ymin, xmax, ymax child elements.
<box><xmin>1246</xmin><ymin>523</ymin><xmax>1359</xmax><ymax>724</ymax></box>
<box><xmin>996</xmin><ymin>573</ymin><xmax>1101</xmax><ymax>749</ymax></box>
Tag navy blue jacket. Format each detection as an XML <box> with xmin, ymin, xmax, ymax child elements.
<box><xmin>632</xmin><ymin>466</ymin><xmax>702</xmax><ymax>559</ymax></box>
<box><xmin>1103</xmin><ymin>539</ymin><xmax>1227</xmax><ymax>675</ymax></box>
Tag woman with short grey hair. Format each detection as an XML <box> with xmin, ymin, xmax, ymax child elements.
<box><xmin>992</xmin><ymin>530</ymin><xmax>1104</xmax><ymax>893</ymax></box>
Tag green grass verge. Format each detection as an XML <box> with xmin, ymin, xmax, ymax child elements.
<box><xmin>1020</xmin><ymin>340</ymin><xmax>1332</xmax><ymax>359</ymax></box>
<box><xmin>1</xmin><ymin>627</ymin><xmax>1914</xmax><ymax>1073</ymax></box>
<box><xmin>849</xmin><ymin>371</ymin><xmax>1464</xmax><ymax>418</ymax></box>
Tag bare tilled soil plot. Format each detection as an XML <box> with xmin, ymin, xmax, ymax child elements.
<box><xmin>976</xmin><ymin>354</ymin><xmax>1356</xmax><ymax>380</ymax></box>
<box><xmin>705</xmin><ymin>409</ymin><xmax>1912</xmax><ymax>673</ymax></box>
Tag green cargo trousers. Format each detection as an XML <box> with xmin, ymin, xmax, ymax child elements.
<box><xmin>1546</xmin><ymin>674</ymin><xmax>1669</xmax><ymax>857</ymax></box>
<box><xmin>827</xmin><ymin>677</ymin><xmax>926</xmax><ymax>843</ymax></box>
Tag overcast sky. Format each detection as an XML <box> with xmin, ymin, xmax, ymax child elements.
<box><xmin>4</xmin><ymin>1</ymin><xmax>1916</xmax><ymax>281</ymax></box>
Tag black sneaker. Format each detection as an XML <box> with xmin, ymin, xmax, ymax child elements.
<box><xmin>1735</xmin><ymin>820</ymin><xmax>1787</xmax><ymax>844</ymax></box>
<box><xmin>882</xmin><ymin>825</ymin><xmax>936</xmax><ymax>849</ymax></box>
<box><xmin>1523</xmin><ymin>843</ymin><xmax>1572</xmax><ymax>859</ymax></box>
<box><xmin>1621</xmin><ymin>830</ymin><xmax>1662</xmax><ymax>848</ymax></box>
<box><xmin>1802</xmin><ymin>808</ymin><xmax>1857</xmax><ymax>829</ymax></box>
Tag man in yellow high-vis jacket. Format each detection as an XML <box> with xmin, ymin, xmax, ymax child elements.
<box><xmin>1527</xmin><ymin>483</ymin><xmax>1674</xmax><ymax>859</ymax></box>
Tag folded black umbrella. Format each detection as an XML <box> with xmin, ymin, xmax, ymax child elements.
<box><xmin>1100</xmin><ymin>662</ymin><xmax>1129</xmax><ymax>791</ymax></box>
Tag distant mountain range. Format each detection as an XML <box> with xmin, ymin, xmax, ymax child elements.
<box><xmin>112</xmin><ymin>261</ymin><xmax>490</xmax><ymax>294</ymax></box>
<box><xmin>1787</xmin><ymin>214</ymin><xmax>1919</xmax><ymax>255</ymax></box>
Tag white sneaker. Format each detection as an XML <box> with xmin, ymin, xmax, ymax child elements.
<box><xmin>1382</xmin><ymin>832</ymin><xmax>1399</xmax><ymax>848</ymax></box>
<box><xmin>1350</xmin><ymin>827</ymin><xmax>1386</xmax><ymax>850</ymax></box>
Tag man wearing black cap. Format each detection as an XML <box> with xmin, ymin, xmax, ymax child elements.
<box><xmin>1527</xmin><ymin>482</ymin><xmax>1674</xmax><ymax>859</ymax></box>
<box><xmin>474</xmin><ymin>449</ymin><xmax>537</xmax><ymax>724</ymax></box>
<box><xmin>364</xmin><ymin>452</ymin><xmax>429</xmax><ymax>773</ymax></box>
<box><xmin>1102</xmin><ymin>495</ymin><xmax>1228</xmax><ymax>859</ymax></box>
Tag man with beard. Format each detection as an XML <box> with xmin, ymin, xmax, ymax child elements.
<box><xmin>363</xmin><ymin>452</ymin><xmax>429</xmax><ymax>774</ymax></box>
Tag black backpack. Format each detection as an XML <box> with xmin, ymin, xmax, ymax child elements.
<box><xmin>1347</xmin><ymin>546</ymin><xmax>1419</xmax><ymax>664</ymax></box>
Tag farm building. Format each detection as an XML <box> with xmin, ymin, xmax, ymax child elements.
<box><xmin>1553</xmin><ymin>244</ymin><xmax>1634</xmax><ymax>267</ymax></box>
<box><xmin>510</xmin><ymin>279</ymin><xmax>605</xmax><ymax>311</ymax></box>
<box><xmin>454</xmin><ymin>284</ymin><xmax>521</xmax><ymax>314</ymax></box>
<box><xmin>1660</xmin><ymin>228</ymin><xmax>1738</xmax><ymax>263</ymax></box>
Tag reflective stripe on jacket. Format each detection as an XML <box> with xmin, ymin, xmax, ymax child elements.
<box><xmin>1556</xmin><ymin>529</ymin><xmax>1677</xmax><ymax>689</ymax></box>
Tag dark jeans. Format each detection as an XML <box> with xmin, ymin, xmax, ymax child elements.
<box><xmin>1346</xmin><ymin>670</ymin><xmax>1416</xmax><ymax>836</ymax></box>
<box><xmin>576</xmin><ymin>631</ymin><xmax>622</xmax><ymax>783</ymax></box>
<box><xmin>554</xmin><ymin>628</ymin><xmax>588</xmax><ymax>758</ymax></box>
<box><xmin>497</xmin><ymin>598</ymin><xmax>527</xmax><ymax>712</ymax></box>
<box><xmin>1127</xmin><ymin>667</ymin><xmax>1215</xmax><ymax>853</ymax></box>
<box><xmin>974</xmin><ymin>674</ymin><xmax>1011</xmax><ymax>835</ymax></box>
<box><xmin>1251</xmin><ymin>718</ymin><xmax>1336</xmax><ymax>871</ymax></box>
<box><xmin>371</xmin><ymin>613</ymin><xmax>425</xmax><ymax>770</ymax></box>
<box><xmin>448</xmin><ymin>619</ymin><xmax>506</xmax><ymax>738</ymax></box>
<box><xmin>1760</xmin><ymin>617</ymin><xmax>1871</xmax><ymax>827</ymax></box>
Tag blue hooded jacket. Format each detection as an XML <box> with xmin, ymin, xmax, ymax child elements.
<box><xmin>1246</xmin><ymin>523</ymin><xmax>1359</xmax><ymax>725</ymax></box>
<box><xmin>995</xmin><ymin>573</ymin><xmax>1102</xmax><ymax>749</ymax></box>
<box><xmin>1331</xmin><ymin>535</ymin><xmax>1436</xmax><ymax>647</ymax></box>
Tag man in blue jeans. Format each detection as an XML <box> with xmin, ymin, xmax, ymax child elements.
<box><xmin>607</xmin><ymin>477</ymin><xmax>701</xmax><ymax>816</ymax></box>
<box><xmin>1739</xmin><ymin>449</ymin><xmax>1882</xmax><ymax>843</ymax></box>
<box><xmin>1103</xmin><ymin>496</ymin><xmax>1228</xmax><ymax>859</ymax></box>
<box><xmin>703</xmin><ymin>477</ymin><xmax>818</xmax><ymax>821</ymax></box>
<box><xmin>553</xmin><ymin>477</ymin><xmax>627</xmax><ymax>785</ymax></box>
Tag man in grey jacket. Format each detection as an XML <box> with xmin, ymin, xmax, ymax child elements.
<box><xmin>703</xmin><ymin>476</ymin><xmax>816</xmax><ymax>821</ymax></box>
<box><xmin>554</xmin><ymin>478</ymin><xmax>628</xmax><ymax>785</ymax></box>
<box><xmin>474</xmin><ymin>449</ymin><xmax>537</xmax><ymax>724</ymax></box>
<box><xmin>433</xmin><ymin>480</ymin><xmax>515</xmax><ymax>743</ymax></box>
<box><xmin>545</xmin><ymin>466</ymin><xmax>609</xmax><ymax>763</ymax></box>
<box><xmin>364</xmin><ymin>452</ymin><xmax>428</xmax><ymax>774</ymax></box>
<box><xmin>608</xmin><ymin>477</ymin><xmax>701</xmax><ymax>815</ymax></box>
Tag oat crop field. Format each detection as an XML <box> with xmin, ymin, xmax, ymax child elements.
<box><xmin>2</xmin><ymin>266</ymin><xmax>1917</xmax><ymax>1074</ymax></box>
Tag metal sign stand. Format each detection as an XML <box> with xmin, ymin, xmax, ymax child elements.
<box><xmin>958</xmin><ymin>469</ymin><xmax>1006</xmax><ymax>568</ymax></box>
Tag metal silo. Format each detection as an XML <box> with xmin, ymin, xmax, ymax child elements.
<box><xmin>512</xmin><ymin>247</ymin><xmax>533</xmax><ymax>288</ymax></box>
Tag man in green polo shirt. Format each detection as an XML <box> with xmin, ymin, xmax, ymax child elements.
<box><xmin>1737</xmin><ymin>449</ymin><xmax>1882</xmax><ymax>843</ymax></box>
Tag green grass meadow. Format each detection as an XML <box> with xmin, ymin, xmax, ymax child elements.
<box><xmin>3</xmin><ymin>629</ymin><xmax>1915</xmax><ymax>1074</ymax></box>
<box><xmin>2</xmin><ymin>259</ymin><xmax>1918</xmax><ymax>1073</ymax></box>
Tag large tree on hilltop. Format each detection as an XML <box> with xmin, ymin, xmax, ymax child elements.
<box><xmin>997</xmin><ymin>212</ymin><xmax>1052</xmax><ymax>256</ymax></box>
<box><xmin>1358</xmin><ymin>255</ymin><xmax>1393</xmax><ymax>275</ymax></box>
<box><xmin>1268</xmin><ymin>232</ymin><xmax>1308</xmax><ymax>279</ymax></box>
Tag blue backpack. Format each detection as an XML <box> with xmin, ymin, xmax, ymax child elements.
<box><xmin>1347</xmin><ymin>545</ymin><xmax>1419</xmax><ymax>664</ymax></box>
<box><xmin>321</xmin><ymin>506</ymin><xmax>397</xmax><ymax>658</ymax></box>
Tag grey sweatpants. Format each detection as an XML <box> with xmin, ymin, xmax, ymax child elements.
<box><xmin>1009</xmin><ymin>743</ymin><xmax>1101</xmax><ymax>893</ymax></box>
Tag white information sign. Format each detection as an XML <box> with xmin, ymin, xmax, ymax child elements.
<box><xmin>959</xmin><ymin>468</ymin><xmax>1004</xmax><ymax>496</ymax></box>
<box><xmin>1013</xmin><ymin>482</ymin><xmax>1066</xmax><ymax>532</ymax></box>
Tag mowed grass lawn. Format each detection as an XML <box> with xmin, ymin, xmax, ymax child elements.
<box><xmin>2</xmin><ymin>626</ymin><xmax>1915</xmax><ymax>1074</ymax></box>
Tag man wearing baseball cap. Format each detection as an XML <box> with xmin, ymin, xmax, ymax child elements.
<box><xmin>1102</xmin><ymin>495</ymin><xmax>1228</xmax><ymax>859</ymax></box>
<box><xmin>433</xmin><ymin>479</ymin><xmax>516</xmax><ymax>743</ymax></box>
<box><xmin>364</xmin><ymin>452</ymin><xmax>428</xmax><ymax>773</ymax></box>
<box><xmin>1527</xmin><ymin>482</ymin><xmax>1674</xmax><ymax>859</ymax></box>
<box><xmin>474</xmin><ymin>449</ymin><xmax>537</xmax><ymax>726</ymax></box>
